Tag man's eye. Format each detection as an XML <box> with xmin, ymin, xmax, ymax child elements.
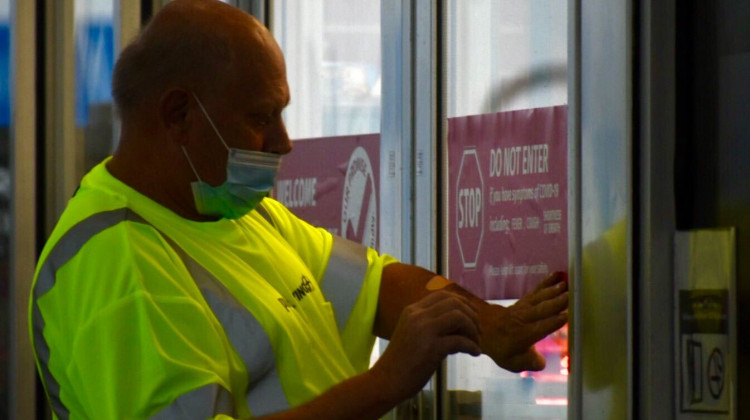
<box><xmin>253</xmin><ymin>114</ymin><xmax>272</xmax><ymax>127</ymax></box>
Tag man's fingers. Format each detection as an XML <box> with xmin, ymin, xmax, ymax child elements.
<box><xmin>530</xmin><ymin>271</ymin><xmax>565</xmax><ymax>294</ymax></box>
<box><xmin>526</xmin><ymin>278</ymin><xmax>568</xmax><ymax>305</ymax></box>
<box><xmin>528</xmin><ymin>313</ymin><xmax>568</xmax><ymax>345</ymax></box>
<box><xmin>530</xmin><ymin>291</ymin><xmax>569</xmax><ymax>320</ymax></box>
<box><xmin>417</xmin><ymin>290</ymin><xmax>476</xmax><ymax>313</ymax></box>
<box><xmin>433</xmin><ymin>309</ymin><xmax>481</xmax><ymax>344</ymax></box>
<box><xmin>437</xmin><ymin>335</ymin><xmax>482</xmax><ymax>357</ymax></box>
<box><xmin>505</xmin><ymin>347</ymin><xmax>547</xmax><ymax>373</ymax></box>
<box><xmin>414</xmin><ymin>290</ymin><xmax>479</xmax><ymax>330</ymax></box>
<box><xmin>509</xmin><ymin>310</ymin><xmax>568</xmax><ymax>350</ymax></box>
<box><xmin>525</xmin><ymin>272</ymin><xmax>567</xmax><ymax>305</ymax></box>
<box><xmin>399</xmin><ymin>290</ymin><xmax>481</xmax><ymax>347</ymax></box>
<box><xmin>416</xmin><ymin>293</ymin><xmax>478</xmax><ymax>332</ymax></box>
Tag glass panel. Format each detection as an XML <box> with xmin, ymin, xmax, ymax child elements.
<box><xmin>444</xmin><ymin>1</ymin><xmax>568</xmax><ymax>418</ymax></box>
<box><xmin>75</xmin><ymin>0</ymin><xmax>115</xmax><ymax>173</ymax></box>
<box><xmin>579</xmin><ymin>1</ymin><xmax>628</xmax><ymax>417</ymax></box>
<box><xmin>271</xmin><ymin>0</ymin><xmax>381</xmax><ymax>139</ymax></box>
<box><xmin>0</xmin><ymin>0</ymin><xmax>10</xmax><ymax>416</ymax></box>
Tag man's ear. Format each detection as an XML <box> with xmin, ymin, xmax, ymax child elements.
<box><xmin>159</xmin><ymin>89</ymin><xmax>192</xmax><ymax>144</ymax></box>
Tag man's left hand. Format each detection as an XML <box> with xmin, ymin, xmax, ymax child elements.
<box><xmin>479</xmin><ymin>272</ymin><xmax>568</xmax><ymax>372</ymax></box>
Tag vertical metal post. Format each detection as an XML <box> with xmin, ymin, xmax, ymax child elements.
<box><xmin>413</xmin><ymin>0</ymin><xmax>440</xmax><ymax>417</ymax></box>
<box><xmin>638</xmin><ymin>0</ymin><xmax>676</xmax><ymax>418</ymax></box>
<box><xmin>567</xmin><ymin>0</ymin><xmax>582</xmax><ymax>417</ymax></box>
<box><xmin>9</xmin><ymin>0</ymin><xmax>37</xmax><ymax>418</ymax></box>
<box><xmin>626</xmin><ymin>1</ymin><xmax>635</xmax><ymax>416</ymax></box>
<box><xmin>413</xmin><ymin>0</ymin><xmax>438</xmax><ymax>271</ymax></box>
<box><xmin>380</xmin><ymin>0</ymin><xmax>412</xmax><ymax>264</ymax></box>
<box><xmin>148</xmin><ymin>0</ymin><xmax>171</xmax><ymax>17</ymax></box>
<box><xmin>113</xmin><ymin>0</ymin><xmax>141</xmax><ymax>152</ymax></box>
<box><xmin>46</xmin><ymin>0</ymin><xmax>76</xmax><ymax>230</ymax></box>
<box><xmin>381</xmin><ymin>0</ymin><xmax>415</xmax><ymax>417</ymax></box>
<box><xmin>115</xmin><ymin>0</ymin><xmax>140</xmax><ymax>54</ymax></box>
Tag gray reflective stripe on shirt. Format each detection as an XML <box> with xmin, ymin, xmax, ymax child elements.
<box><xmin>32</xmin><ymin>208</ymin><xmax>146</xmax><ymax>420</ymax></box>
<box><xmin>163</xmin><ymin>238</ymin><xmax>290</xmax><ymax>416</ymax></box>
<box><xmin>150</xmin><ymin>383</ymin><xmax>234</xmax><ymax>420</ymax></box>
<box><xmin>321</xmin><ymin>236</ymin><xmax>369</xmax><ymax>331</ymax></box>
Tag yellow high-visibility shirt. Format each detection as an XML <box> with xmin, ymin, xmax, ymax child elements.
<box><xmin>30</xmin><ymin>158</ymin><xmax>396</xmax><ymax>419</ymax></box>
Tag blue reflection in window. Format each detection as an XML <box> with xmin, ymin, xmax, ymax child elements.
<box><xmin>0</xmin><ymin>22</ymin><xmax>9</xmax><ymax>126</ymax></box>
<box><xmin>75</xmin><ymin>20</ymin><xmax>113</xmax><ymax>126</ymax></box>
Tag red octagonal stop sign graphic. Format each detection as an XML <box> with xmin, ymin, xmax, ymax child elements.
<box><xmin>455</xmin><ymin>148</ymin><xmax>484</xmax><ymax>269</ymax></box>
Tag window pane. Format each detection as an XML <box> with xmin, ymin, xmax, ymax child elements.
<box><xmin>75</xmin><ymin>0</ymin><xmax>115</xmax><ymax>172</ymax></box>
<box><xmin>444</xmin><ymin>1</ymin><xmax>568</xmax><ymax>418</ymax></box>
<box><xmin>272</xmin><ymin>0</ymin><xmax>381</xmax><ymax>139</ymax></box>
<box><xmin>447</xmin><ymin>1</ymin><xmax>566</xmax><ymax>117</ymax></box>
<box><xmin>0</xmin><ymin>0</ymin><xmax>9</xmax><ymax>416</ymax></box>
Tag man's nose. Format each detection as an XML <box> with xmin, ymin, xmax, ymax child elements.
<box><xmin>264</xmin><ymin>119</ymin><xmax>292</xmax><ymax>155</ymax></box>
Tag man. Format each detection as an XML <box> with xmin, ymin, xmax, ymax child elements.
<box><xmin>29</xmin><ymin>1</ymin><xmax>568</xmax><ymax>418</ymax></box>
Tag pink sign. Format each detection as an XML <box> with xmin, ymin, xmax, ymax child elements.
<box><xmin>273</xmin><ymin>134</ymin><xmax>380</xmax><ymax>249</ymax></box>
<box><xmin>448</xmin><ymin>106</ymin><xmax>568</xmax><ymax>300</ymax></box>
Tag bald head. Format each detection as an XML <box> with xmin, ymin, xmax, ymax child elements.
<box><xmin>112</xmin><ymin>0</ymin><xmax>280</xmax><ymax>120</ymax></box>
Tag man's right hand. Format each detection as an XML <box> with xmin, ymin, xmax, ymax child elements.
<box><xmin>369</xmin><ymin>290</ymin><xmax>482</xmax><ymax>404</ymax></box>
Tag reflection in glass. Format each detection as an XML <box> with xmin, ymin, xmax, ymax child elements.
<box><xmin>447</xmin><ymin>0</ymin><xmax>566</xmax><ymax>117</ymax></box>
<box><xmin>579</xmin><ymin>0</ymin><xmax>629</xmax><ymax>417</ymax></box>
<box><xmin>272</xmin><ymin>0</ymin><xmax>381</xmax><ymax>139</ymax></box>
<box><xmin>444</xmin><ymin>1</ymin><xmax>568</xmax><ymax>418</ymax></box>
<box><xmin>0</xmin><ymin>0</ymin><xmax>10</xmax><ymax>416</ymax></box>
<box><xmin>75</xmin><ymin>0</ymin><xmax>115</xmax><ymax>172</ymax></box>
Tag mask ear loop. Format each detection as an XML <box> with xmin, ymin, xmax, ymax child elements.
<box><xmin>192</xmin><ymin>92</ymin><xmax>231</xmax><ymax>151</ymax></box>
<box><xmin>181</xmin><ymin>146</ymin><xmax>204</xmax><ymax>183</ymax></box>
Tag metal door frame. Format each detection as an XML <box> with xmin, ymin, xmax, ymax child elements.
<box><xmin>9</xmin><ymin>2</ymin><xmax>38</xmax><ymax>419</ymax></box>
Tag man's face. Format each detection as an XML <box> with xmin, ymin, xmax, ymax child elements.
<box><xmin>219</xmin><ymin>41</ymin><xmax>292</xmax><ymax>154</ymax></box>
<box><xmin>189</xmin><ymin>35</ymin><xmax>292</xmax><ymax>186</ymax></box>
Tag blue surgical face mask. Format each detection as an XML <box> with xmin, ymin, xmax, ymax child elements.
<box><xmin>182</xmin><ymin>93</ymin><xmax>281</xmax><ymax>219</ymax></box>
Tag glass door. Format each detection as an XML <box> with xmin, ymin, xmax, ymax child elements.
<box><xmin>441</xmin><ymin>1</ymin><xmax>569</xmax><ymax>418</ymax></box>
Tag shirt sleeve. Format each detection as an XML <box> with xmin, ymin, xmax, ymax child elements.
<box><xmin>35</xmin><ymin>223</ymin><xmax>250</xmax><ymax>419</ymax></box>
<box><xmin>257</xmin><ymin>198</ymin><xmax>398</xmax><ymax>371</ymax></box>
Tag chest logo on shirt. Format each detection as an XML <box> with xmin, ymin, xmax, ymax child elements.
<box><xmin>278</xmin><ymin>298</ymin><xmax>296</xmax><ymax>312</ymax></box>
<box><xmin>292</xmin><ymin>275</ymin><xmax>314</xmax><ymax>302</ymax></box>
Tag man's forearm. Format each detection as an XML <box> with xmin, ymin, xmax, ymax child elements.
<box><xmin>374</xmin><ymin>263</ymin><xmax>442</xmax><ymax>338</ymax></box>
<box><xmin>255</xmin><ymin>367</ymin><xmax>397</xmax><ymax>420</ymax></box>
<box><xmin>375</xmin><ymin>263</ymin><xmax>568</xmax><ymax>373</ymax></box>
<box><xmin>374</xmin><ymin>262</ymin><xmax>491</xmax><ymax>339</ymax></box>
